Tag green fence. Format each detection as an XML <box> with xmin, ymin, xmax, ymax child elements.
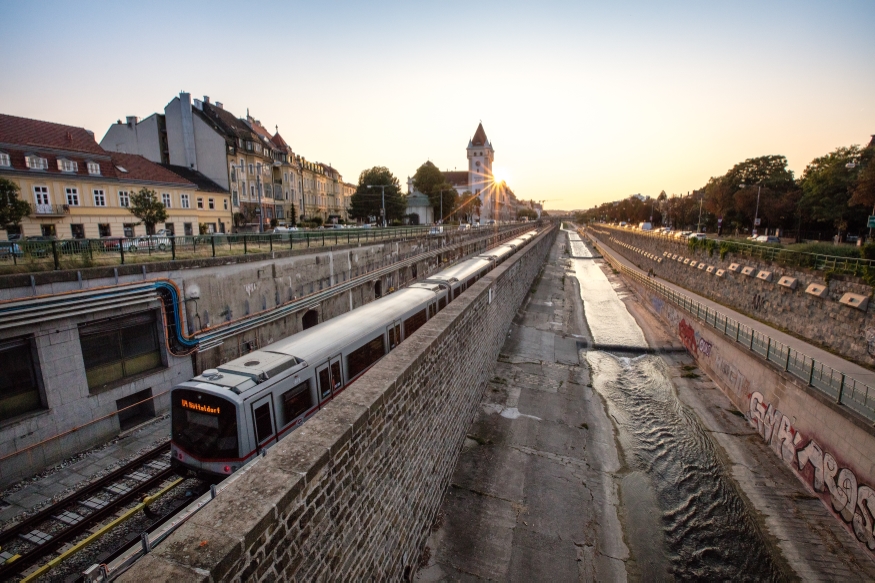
<box><xmin>0</xmin><ymin>225</ymin><xmax>485</xmax><ymax>274</ymax></box>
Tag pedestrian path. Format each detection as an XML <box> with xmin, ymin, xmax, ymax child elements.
<box><xmin>0</xmin><ymin>417</ymin><xmax>170</xmax><ymax>527</ymax></box>
<box><xmin>588</xmin><ymin>231</ymin><xmax>875</xmax><ymax>391</ymax></box>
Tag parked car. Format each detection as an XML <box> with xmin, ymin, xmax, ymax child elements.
<box><xmin>687</xmin><ymin>233</ymin><xmax>707</xmax><ymax>241</ymax></box>
<box><xmin>459</xmin><ymin>223</ymin><xmax>471</xmax><ymax>231</ymax></box>
<box><xmin>754</xmin><ymin>235</ymin><xmax>781</xmax><ymax>244</ymax></box>
<box><xmin>0</xmin><ymin>241</ymin><xmax>23</xmax><ymax>259</ymax></box>
<box><xmin>429</xmin><ymin>226</ymin><xmax>444</xmax><ymax>235</ymax></box>
<box><xmin>126</xmin><ymin>236</ymin><xmax>171</xmax><ymax>252</ymax></box>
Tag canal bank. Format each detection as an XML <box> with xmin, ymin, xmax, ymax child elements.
<box><xmin>419</xmin><ymin>228</ymin><xmax>875</xmax><ymax>581</ymax></box>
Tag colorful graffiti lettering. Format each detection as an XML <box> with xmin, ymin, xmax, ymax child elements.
<box><xmin>749</xmin><ymin>391</ymin><xmax>875</xmax><ymax>551</ymax></box>
<box><xmin>678</xmin><ymin>319</ymin><xmax>699</xmax><ymax>356</ymax></box>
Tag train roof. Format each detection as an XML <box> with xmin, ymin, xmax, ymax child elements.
<box><xmin>188</xmin><ymin>286</ymin><xmax>439</xmax><ymax>397</ymax></box>
<box><xmin>422</xmin><ymin>257</ymin><xmax>492</xmax><ymax>284</ymax></box>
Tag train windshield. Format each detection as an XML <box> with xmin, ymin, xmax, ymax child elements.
<box><xmin>172</xmin><ymin>389</ymin><xmax>239</xmax><ymax>459</ymax></box>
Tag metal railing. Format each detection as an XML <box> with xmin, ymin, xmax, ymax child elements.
<box><xmin>0</xmin><ymin>224</ymin><xmax>513</xmax><ymax>274</ymax></box>
<box><xmin>591</xmin><ymin>235</ymin><xmax>875</xmax><ymax>423</ymax></box>
<box><xmin>595</xmin><ymin>224</ymin><xmax>875</xmax><ymax>276</ymax></box>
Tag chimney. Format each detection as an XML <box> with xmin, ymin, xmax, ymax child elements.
<box><xmin>216</xmin><ymin>101</ymin><xmax>223</xmax><ymax>109</ymax></box>
<box><xmin>204</xmin><ymin>95</ymin><xmax>210</xmax><ymax>104</ymax></box>
<box><xmin>126</xmin><ymin>116</ymin><xmax>138</xmax><ymax>127</ymax></box>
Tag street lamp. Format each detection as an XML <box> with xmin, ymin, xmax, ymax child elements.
<box><xmin>696</xmin><ymin>190</ymin><xmax>704</xmax><ymax>233</ymax></box>
<box><xmin>739</xmin><ymin>182</ymin><xmax>762</xmax><ymax>237</ymax></box>
<box><xmin>366</xmin><ymin>184</ymin><xmax>388</xmax><ymax>228</ymax></box>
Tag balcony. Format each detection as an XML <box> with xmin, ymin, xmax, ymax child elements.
<box><xmin>34</xmin><ymin>204</ymin><xmax>70</xmax><ymax>217</ymax></box>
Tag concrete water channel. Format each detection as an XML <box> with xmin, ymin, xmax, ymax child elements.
<box><xmin>419</xmin><ymin>227</ymin><xmax>875</xmax><ymax>581</ymax></box>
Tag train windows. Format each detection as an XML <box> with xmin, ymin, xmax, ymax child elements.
<box><xmin>467</xmin><ymin>276</ymin><xmax>476</xmax><ymax>288</ymax></box>
<box><xmin>252</xmin><ymin>396</ymin><xmax>275</xmax><ymax>446</ymax></box>
<box><xmin>318</xmin><ymin>365</ymin><xmax>332</xmax><ymax>400</ymax></box>
<box><xmin>282</xmin><ymin>381</ymin><xmax>313</xmax><ymax>423</ymax></box>
<box><xmin>453</xmin><ymin>287</ymin><xmax>461</xmax><ymax>300</ymax></box>
<box><xmin>347</xmin><ymin>335</ymin><xmax>386</xmax><ymax>379</ymax></box>
<box><xmin>330</xmin><ymin>359</ymin><xmax>342</xmax><ymax>390</ymax></box>
<box><xmin>387</xmin><ymin>321</ymin><xmax>401</xmax><ymax>350</ymax></box>
<box><xmin>172</xmin><ymin>389</ymin><xmax>238</xmax><ymax>459</ymax></box>
<box><xmin>405</xmin><ymin>309</ymin><xmax>427</xmax><ymax>336</ymax></box>
<box><xmin>438</xmin><ymin>296</ymin><xmax>447</xmax><ymax>310</ymax></box>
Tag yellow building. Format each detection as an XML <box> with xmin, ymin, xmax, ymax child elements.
<box><xmin>0</xmin><ymin>114</ymin><xmax>230</xmax><ymax>240</ymax></box>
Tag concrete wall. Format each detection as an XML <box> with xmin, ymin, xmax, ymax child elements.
<box><xmin>617</xmin><ymin>265</ymin><xmax>875</xmax><ymax>555</ymax></box>
<box><xmin>0</xmin><ymin>300</ymin><xmax>192</xmax><ymax>487</ymax></box>
<box><xmin>120</xmin><ymin>227</ymin><xmax>556</xmax><ymax>581</ymax></box>
<box><xmin>593</xmin><ymin>226</ymin><xmax>875</xmax><ymax>367</ymax></box>
<box><xmin>192</xmin><ymin>113</ymin><xmax>230</xmax><ymax>191</ymax></box>
<box><xmin>99</xmin><ymin>115</ymin><xmax>163</xmax><ymax>163</ymax></box>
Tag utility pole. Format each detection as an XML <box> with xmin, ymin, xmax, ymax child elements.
<box><xmin>366</xmin><ymin>184</ymin><xmax>388</xmax><ymax>227</ymax></box>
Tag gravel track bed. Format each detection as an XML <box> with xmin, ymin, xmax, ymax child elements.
<box><xmin>0</xmin><ymin>415</ymin><xmax>170</xmax><ymax>531</ymax></box>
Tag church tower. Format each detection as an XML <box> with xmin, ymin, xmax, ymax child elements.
<box><xmin>467</xmin><ymin>123</ymin><xmax>494</xmax><ymax>218</ymax></box>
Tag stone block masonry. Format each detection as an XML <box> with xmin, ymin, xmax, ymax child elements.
<box><xmin>120</xmin><ymin>227</ymin><xmax>557</xmax><ymax>581</ymax></box>
<box><xmin>595</xmin><ymin>226</ymin><xmax>875</xmax><ymax>367</ymax></box>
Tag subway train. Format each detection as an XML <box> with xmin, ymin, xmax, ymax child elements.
<box><xmin>170</xmin><ymin>230</ymin><xmax>538</xmax><ymax>479</ymax></box>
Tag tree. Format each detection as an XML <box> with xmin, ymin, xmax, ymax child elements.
<box><xmin>456</xmin><ymin>191</ymin><xmax>481</xmax><ymax>223</ymax></box>
<box><xmin>128</xmin><ymin>187</ymin><xmax>168</xmax><ymax>234</ymax></box>
<box><xmin>0</xmin><ymin>177</ymin><xmax>31</xmax><ymax>227</ymax></box>
<box><xmin>517</xmin><ymin>208</ymin><xmax>538</xmax><ymax>220</ymax></box>
<box><xmin>413</xmin><ymin>161</ymin><xmax>457</xmax><ymax>221</ymax></box>
<box><xmin>287</xmin><ymin>202</ymin><xmax>298</xmax><ymax>226</ymax></box>
<box><xmin>349</xmin><ymin>166</ymin><xmax>405</xmax><ymax>223</ymax></box>
<box><xmin>799</xmin><ymin>146</ymin><xmax>863</xmax><ymax>238</ymax></box>
<box><xmin>849</xmin><ymin>138</ymin><xmax>875</xmax><ymax>214</ymax></box>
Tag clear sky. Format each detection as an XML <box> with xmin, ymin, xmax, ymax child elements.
<box><xmin>1</xmin><ymin>0</ymin><xmax>873</xmax><ymax>210</ymax></box>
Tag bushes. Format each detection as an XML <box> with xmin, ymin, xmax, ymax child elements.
<box><xmin>861</xmin><ymin>242</ymin><xmax>875</xmax><ymax>261</ymax></box>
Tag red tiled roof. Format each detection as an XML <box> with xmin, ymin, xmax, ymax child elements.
<box><xmin>110</xmin><ymin>153</ymin><xmax>194</xmax><ymax>186</ymax></box>
<box><xmin>271</xmin><ymin>132</ymin><xmax>290</xmax><ymax>150</ymax></box>
<box><xmin>2</xmin><ymin>148</ymin><xmax>118</xmax><ymax>179</ymax></box>
<box><xmin>443</xmin><ymin>171</ymin><xmax>468</xmax><ymax>186</ymax></box>
<box><xmin>471</xmin><ymin>123</ymin><xmax>488</xmax><ymax>147</ymax></box>
<box><xmin>0</xmin><ymin>113</ymin><xmax>106</xmax><ymax>156</ymax></box>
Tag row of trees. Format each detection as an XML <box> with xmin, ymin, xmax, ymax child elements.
<box><xmin>348</xmin><ymin>162</ymin><xmax>483</xmax><ymax>225</ymax></box>
<box><xmin>577</xmin><ymin>137</ymin><xmax>875</xmax><ymax>240</ymax></box>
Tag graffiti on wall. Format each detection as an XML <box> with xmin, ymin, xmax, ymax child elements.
<box><xmin>678</xmin><ymin>318</ymin><xmax>712</xmax><ymax>357</ymax></box>
<box><xmin>749</xmin><ymin>391</ymin><xmax>875</xmax><ymax>551</ymax></box>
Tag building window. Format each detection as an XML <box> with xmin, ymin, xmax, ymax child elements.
<box><xmin>162</xmin><ymin>193</ymin><xmax>172</xmax><ymax>208</ymax></box>
<box><xmin>93</xmin><ymin>189</ymin><xmax>106</xmax><ymax>207</ymax></box>
<box><xmin>0</xmin><ymin>336</ymin><xmax>44</xmax><ymax>421</ymax></box>
<box><xmin>184</xmin><ymin>223</ymin><xmax>193</xmax><ymax>236</ymax></box>
<box><xmin>87</xmin><ymin>162</ymin><xmax>101</xmax><ymax>175</ymax></box>
<box><xmin>119</xmin><ymin>190</ymin><xmax>130</xmax><ymax>207</ymax></box>
<box><xmin>232</xmin><ymin>190</ymin><xmax>238</xmax><ymax>207</ymax></box>
<box><xmin>180</xmin><ymin>194</ymin><xmax>190</xmax><ymax>209</ymax></box>
<box><xmin>197</xmin><ymin>197</ymin><xmax>204</xmax><ymax>209</ymax></box>
<box><xmin>26</xmin><ymin>155</ymin><xmax>48</xmax><ymax>170</ymax></box>
<box><xmin>224</xmin><ymin>198</ymin><xmax>228</xmax><ymax>210</ymax></box>
<box><xmin>66</xmin><ymin>187</ymin><xmax>80</xmax><ymax>206</ymax></box>
<box><xmin>0</xmin><ymin>152</ymin><xmax>10</xmax><ymax>167</ymax></box>
<box><xmin>33</xmin><ymin>186</ymin><xmax>49</xmax><ymax>206</ymax></box>
<box><xmin>249</xmin><ymin>163</ymin><xmax>254</xmax><ymax>175</ymax></box>
<box><xmin>58</xmin><ymin>158</ymin><xmax>78</xmax><ymax>173</ymax></box>
<box><xmin>208</xmin><ymin>198</ymin><xmax>215</xmax><ymax>210</ymax></box>
<box><xmin>99</xmin><ymin>223</ymin><xmax>111</xmax><ymax>237</ymax></box>
<box><xmin>79</xmin><ymin>311</ymin><xmax>162</xmax><ymax>391</ymax></box>
<box><xmin>230</xmin><ymin>166</ymin><xmax>237</xmax><ymax>182</ymax></box>
<box><xmin>123</xmin><ymin>223</ymin><xmax>135</xmax><ymax>237</ymax></box>
<box><xmin>250</xmin><ymin>184</ymin><xmax>255</xmax><ymax>197</ymax></box>
<box><xmin>164</xmin><ymin>223</ymin><xmax>175</xmax><ymax>235</ymax></box>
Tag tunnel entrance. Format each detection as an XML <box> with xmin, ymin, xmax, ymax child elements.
<box><xmin>302</xmin><ymin>309</ymin><xmax>319</xmax><ymax>330</ymax></box>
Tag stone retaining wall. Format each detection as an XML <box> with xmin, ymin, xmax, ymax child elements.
<box><xmin>593</xmin><ymin>226</ymin><xmax>875</xmax><ymax>367</ymax></box>
<box><xmin>609</xmin><ymin>250</ymin><xmax>875</xmax><ymax>556</ymax></box>
<box><xmin>120</xmin><ymin>227</ymin><xmax>557</xmax><ymax>581</ymax></box>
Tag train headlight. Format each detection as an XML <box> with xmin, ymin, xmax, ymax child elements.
<box><xmin>223</xmin><ymin>465</ymin><xmax>232</xmax><ymax>473</ymax></box>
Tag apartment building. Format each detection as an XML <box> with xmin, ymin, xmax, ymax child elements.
<box><xmin>0</xmin><ymin>114</ymin><xmax>230</xmax><ymax>240</ymax></box>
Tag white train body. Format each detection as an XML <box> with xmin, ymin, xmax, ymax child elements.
<box><xmin>170</xmin><ymin>231</ymin><xmax>537</xmax><ymax>478</ymax></box>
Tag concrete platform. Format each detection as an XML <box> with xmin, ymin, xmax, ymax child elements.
<box><xmin>0</xmin><ymin>416</ymin><xmax>170</xmax><ymax>527</ymax></box>
<box><xmin>417</xmin><ymin>231</ymin><xmax>629</xmax><ymax>581</ymax></box>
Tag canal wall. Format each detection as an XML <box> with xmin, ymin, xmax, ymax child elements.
<box><xmin>120</xmin><ymin>227</ymin><xmax>557</xmax><ymax>581</ymax></box>
<box><xmin>607</xmin><ymin>253</ymin><xmax>875</xmax><ymax>555</ymax></box>
<box><xmin>590</xmin><ymin>226</ymin><xmax>875</xmax><ymax>368</ymax></box>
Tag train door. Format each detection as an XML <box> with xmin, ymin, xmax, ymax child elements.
<box><xmin>387</xmin><ymin>320</ymin><xmax>402</xmax><ymax>348</ymax></box>
<box><xmin>428</xmin><ymin>301</ymin><xmax>437</xmax><ymax>319</ymax></box>
<box><xmin>251</xmin><ymin>395</ymin><xmax>277</xmax><ymax>451</ymax></box>
<box><xmin>317</xmin><ymin>355</ymin><xmax>343</xmax><ymax>402</ymax></box>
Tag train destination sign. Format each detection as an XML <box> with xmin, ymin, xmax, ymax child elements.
<box><xmin>181</xmin><ymin>399</ymin><xmax>220</xmax><ymax>415</ymax></box>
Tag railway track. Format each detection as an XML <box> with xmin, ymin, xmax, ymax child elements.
<box><xmin>0</xmin><ymin>442</ymin><xmax>180</xmax><ymax>581</ymax></box>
